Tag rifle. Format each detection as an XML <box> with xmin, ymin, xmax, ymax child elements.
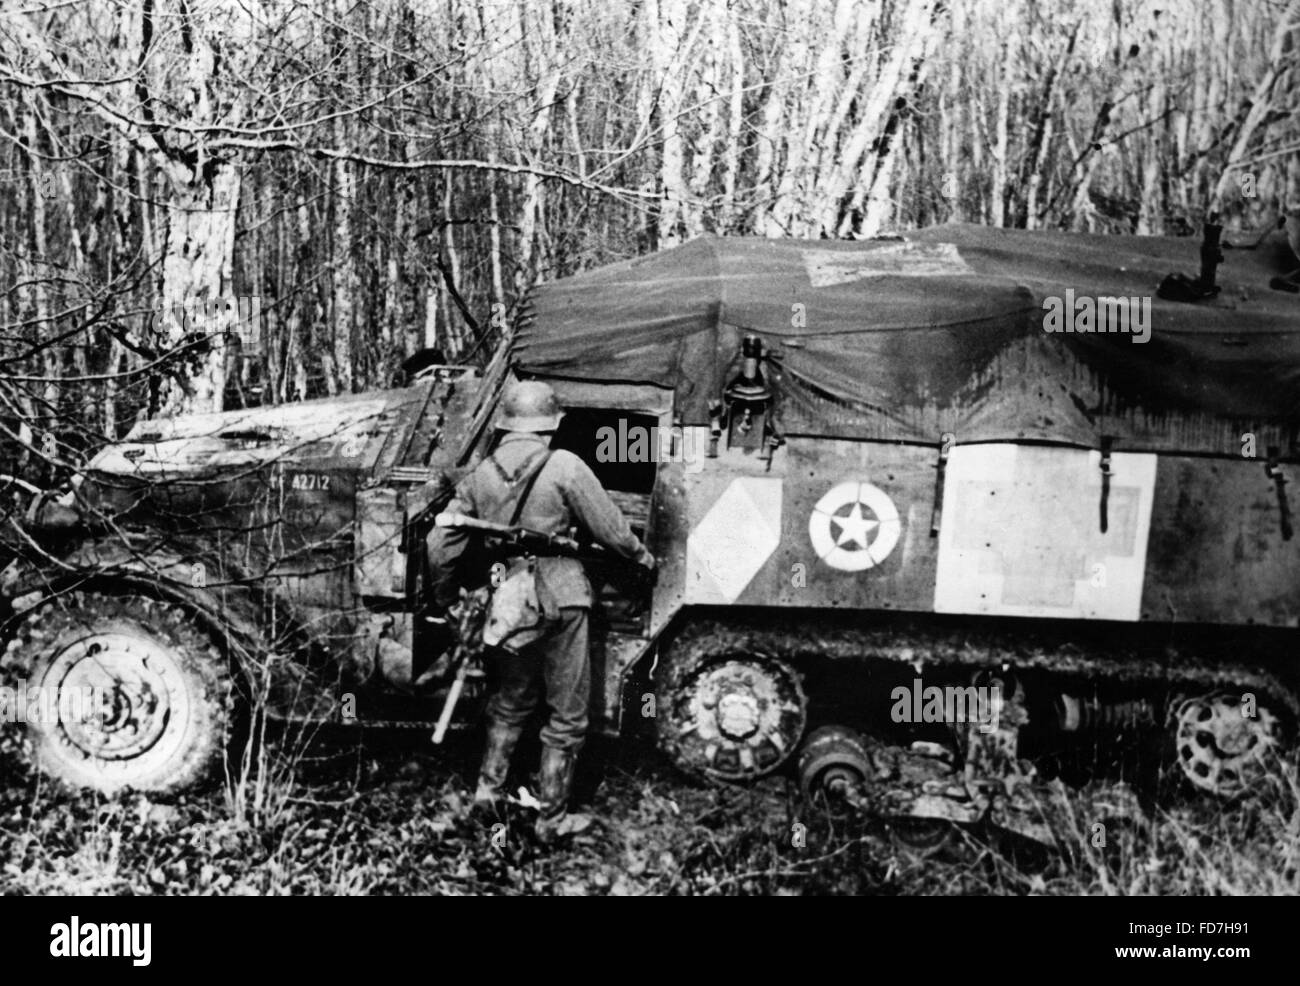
<box><xmin>430</xmin><ymin>585</ymin><xmax>489</xmax><ymax>744</ymax></box>
<box><xmin>434</xmin><ymin>511</ymin><xmax>596</xmax><ymax>556</ymax></box>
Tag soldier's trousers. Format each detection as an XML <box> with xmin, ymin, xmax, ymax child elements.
<box><xmin>485</xmin><ymin>606</ymin><xmax>590</xmax><ymax>751</ymax></box>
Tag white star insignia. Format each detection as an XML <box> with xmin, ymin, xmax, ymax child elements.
<box><xmin>832</xmin><ymin>502</ymin><xmax>878</xmax><ymax>549</ymax></box>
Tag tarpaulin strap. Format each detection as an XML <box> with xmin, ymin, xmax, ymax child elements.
<box><xmin>930</xmin><ymin>433</ymin><xmax>953</xmax><ymax>537</ymax></box>
<box><xmin>1266</xmin><ymin>449</ymin><xmax>1293</xmax><ymax>541</ymax></box>
<box><xmin>1099</xmin><ymin>437</ymin><xmax>1114</xmax><ymax>534</ymax></box>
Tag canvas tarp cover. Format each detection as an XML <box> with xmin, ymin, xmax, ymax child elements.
<box><xmin>515</xmin><ymin>226</ymin><xmax>1300</xmax><ymax>455</ymax></box>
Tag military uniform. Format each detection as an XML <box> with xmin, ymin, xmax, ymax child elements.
<box><xmin>426</xmin><ymin>382</ymin><xmax>653</xmax><ymax>838</ymax></box>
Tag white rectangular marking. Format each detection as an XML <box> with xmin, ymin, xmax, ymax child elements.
<box><xmin>933</xmin><ymin>444</ymin><xmax>1156</xmax><ymax>620</ymax></box>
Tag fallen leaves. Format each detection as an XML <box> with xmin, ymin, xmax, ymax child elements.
<box><xmin>0</xmin><ymin>738</ymin><xmax>1295</xmax><ymax>896</ymax></box>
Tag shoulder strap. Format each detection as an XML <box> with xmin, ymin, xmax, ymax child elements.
<box><xmin>484</xmin><ymin>447</ymin><xmax>552</xmax><ymax>526</ymax></box>
<box><xmin>507</xmin><ymin>449</ymin><xmax>552</xmax><ymax>526</ymax></box>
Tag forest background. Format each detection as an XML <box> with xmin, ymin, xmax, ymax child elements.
<box><xmin>2</xmin><ymin>0</ymin><xmax>1297</xmax><ymax>480</ymax></box>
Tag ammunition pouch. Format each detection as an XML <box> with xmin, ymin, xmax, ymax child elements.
<box><xmin>483</xmin><ymin>555</ymin><xmax>560</xmax><ymax>653</ymax></box>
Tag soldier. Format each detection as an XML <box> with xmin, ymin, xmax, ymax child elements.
<box><xmin>426</xmin><ymin>380</ymin><xmax>655</xmax><ymax>841</ymax></box>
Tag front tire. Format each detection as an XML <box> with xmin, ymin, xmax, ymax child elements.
<box><xmin>2</xmin><ymin>592</ymin><xmax>231</xmax><ymax>795</ymax></box>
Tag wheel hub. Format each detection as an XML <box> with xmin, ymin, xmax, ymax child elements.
<box><xmin>42</xmin><ymin>631</ymin><xmax>184</xmax><ymax>763</ymax></box>
<box><xmin>1172</xmin><ymin>694</ymin><xmax>1279</xmax><ymax>796</ymax></box>
<box><xmin>716</xmin><ymin>689</ymin><xmax>761</xmax><ymax>740</ymax></box>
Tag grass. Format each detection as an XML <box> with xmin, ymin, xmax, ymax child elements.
<box><xmin>1</xmin><ymin>727</ymin><xmax>1297</xmax><ymax>896</ymax></box>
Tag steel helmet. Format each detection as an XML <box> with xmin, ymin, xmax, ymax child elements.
<box><xmin>498</xmin><ymin>380</ymin><xmax>564</xmax><ymax>433</ymax></box>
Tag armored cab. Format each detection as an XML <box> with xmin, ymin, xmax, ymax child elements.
<box><xmin>0</xmin><ymin>365</ymin><xmax>490</xmax><ymax>790</ymax></box>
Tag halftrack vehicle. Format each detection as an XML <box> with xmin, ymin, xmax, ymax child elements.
<box><xmin>4</xmin><ymin>225</ymin><xmax>1298</xmax><ymax>839</ymax></box>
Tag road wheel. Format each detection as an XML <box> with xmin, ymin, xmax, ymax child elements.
<box><xmin>1</xmin><ymin>592</ymin><xmax>231</xmax><ymax>795</ymax></box>
<box><xmin>655</xmin><ymin>639</ymin><xmax>807</xmax><ymax>783</ymax></box>
<box><xmin>1168</xmin><ymin>692</ymin><xmax>1281</xmax><ymax>797</ymax></box>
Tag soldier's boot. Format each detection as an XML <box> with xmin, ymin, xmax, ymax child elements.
<box><xmin>473</xmin><ymin>722</ymin><xmax>522</xmax><ymax>808</ymax></box>
<box><xmin>533</xmin><ymin>745</ymin><xmax>578</xmax><ymax>844</ymax></box>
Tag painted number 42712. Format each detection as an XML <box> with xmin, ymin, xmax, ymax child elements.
<box><xmin>288</xmin><ymin>472</ymin><xmax>331</xmax><ymax>491</ymax></box>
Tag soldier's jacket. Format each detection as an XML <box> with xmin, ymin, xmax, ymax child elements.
<box><xmin>427</xmin><ymin>431</ymin><xmax>647</xmax><ymax>609</ymax></box>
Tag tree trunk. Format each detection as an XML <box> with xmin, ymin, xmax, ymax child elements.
<box><xmin>516</xmin><ymin>0</ymin><xmax>562</xmax><ymax>281</ymax></box>
<box><xmin>822</xmin><ymin>0</ymin><xmax>938</xmax><ymax>237</ymax></box>
<box><xmin>648</xmin><ymin>0</ymin><xmax>692</xmax><ymax>246</ymax></box>
<box><xmin>331</xmin><ymin>156</ymin><xmax>356</xmax><ymax>394</ymax></box>
<box><xmin>1210</xmin><ymin>0</ymin><xmax>1300</xmax><ymax>212</ymax></box>
<box><xmin>991</xmin><ymin>39</ymin><xmax>1012</xmax><ymax>227</ymax></box>
<box><xmin>158</xmin><ymin>164</ymin><xmax>240</xmax><ymax>414</ymax></box>
<box><xmin>718</xmin><ymin>9</ymin><xmax>744</xmax><ymax>231</ymax></box>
